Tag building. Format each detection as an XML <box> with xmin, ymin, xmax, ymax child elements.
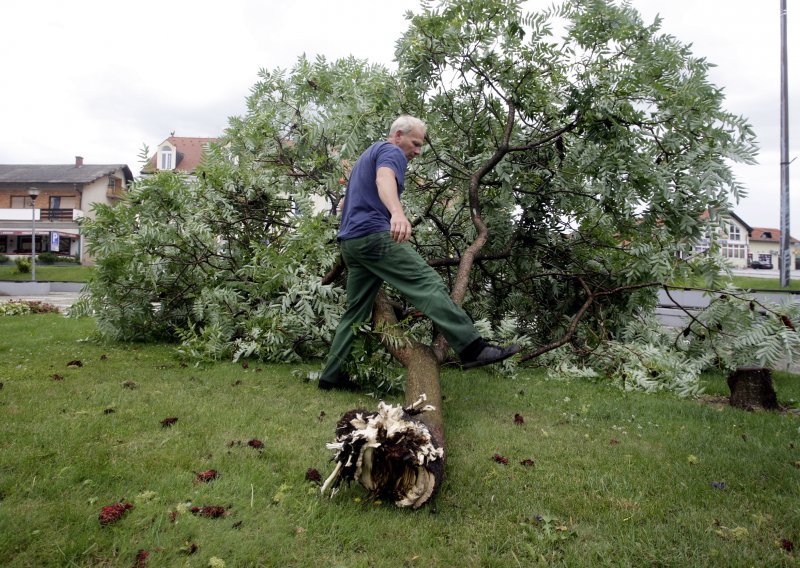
<box><xmin>691</xmin><ymin>211</ymin><xmax>751</xmax><ymax>268</ymax></box>
<box><xmin>749</xmin><ymin>227</ymin><xmax>798</xmax><ymax>268</ymax></box>
<box><xmin>140</xmin><ymin>136</ymin><xmax>217</xmax><ymax>175</ymax></box>
<box><xmin>690</xmin><ymin>212</ymin><xmax>798</xmax><ymax>270</ymax></box>
<box><xmin>0</xmin><ymin>157</ymin><xmax>133</xmax><ymax>263</ymax></box>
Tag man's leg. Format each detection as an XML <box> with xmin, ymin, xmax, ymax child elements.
<box><xmin>344</xmin><ymin>232</ymin><xmax>480</xmax><ymax>354</ymax></box>
<box><xmin>319</xmin><ymin>251</ymin><xmax>383</xmax><ymax>389</ymax></box>
<box><xmin>349</xmin><ymin>232</ymin><xmax>520</xmax><ymax>367</ymax></box>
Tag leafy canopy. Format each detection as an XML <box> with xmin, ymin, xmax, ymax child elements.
<box><xmin>75</xmin><ymin>0</ymin><xmax>796</xmax><ymax>396</ymax></box>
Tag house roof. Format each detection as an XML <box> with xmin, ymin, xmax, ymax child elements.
<box><xmin>0</xmin><ymin>163</ymin><xmax>133</xmax><ymax>185</ymax></box>
<box><xmin>700</xmin><ymin>209</ymin><xmax>753</xmax><ymax>233</ymax></box>
<box><xmin>750</xmin><ymin>227</ymin><xmax>798</xmax><ymax>244</ymax></box>
<box><xmin>141</xmin><ymin>136</ymin><xmax>218</xmax><ymax>174</ymax></box>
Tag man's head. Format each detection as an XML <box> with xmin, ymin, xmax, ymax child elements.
<box><xmin>388</xmin><ymin>115</ymin><xmax>426</xmax><ymax>161</ymax></box>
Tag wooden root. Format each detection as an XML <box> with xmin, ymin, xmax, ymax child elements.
<box><xmin>321</xmin><ymin>395</ymin><xmax>445</xmax><ymax>508</ymax></box>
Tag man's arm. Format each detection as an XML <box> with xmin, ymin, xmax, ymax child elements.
<box><xmin>376</xmin><ymin>166</ymin><xmax>411</xmax><ymax>243</ymax></box>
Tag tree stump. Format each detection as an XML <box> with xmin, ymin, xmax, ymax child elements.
<box><xmin>727</xmin><ymin>367</ymin><xmax>779</xmax><ymax>411</ymax></box>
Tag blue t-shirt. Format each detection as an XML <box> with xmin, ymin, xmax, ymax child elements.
<box><xmin>338</xmin><ymin>141</ymin><xmax>407</xmax><ymax>240</ymax></box>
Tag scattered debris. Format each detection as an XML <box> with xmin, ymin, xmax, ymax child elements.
<box><xmin>190</xmin><ymin>505</ymin><xmax>228</xmax><ymax>518</ymax></box>
<box><xmin>179</xmin><ymin>541</ymin><xmax>198</xmax><ymax>555</ymax></box>
<box><xmin>247</xmin><ymin>439</ymin><xmax>264</xmax><ymax>449</ymax></box>
<box><xmin>195</xmin><ymin>470</ymin><xmax>219</xmax><ymax>483</ymax></box>
<box><xmin>514</xmin><ymin>413</ymin><xmax>524</xmax><ymax>425</ymax></box>
<box><xmin>305</xmin><ymin>468</ymin><xmax>322</xmax><ymax>483</ymax></box>
<box><xmin>520</xmin><ymin>459</ymin><xmax>535</xmax><ymax>467</ymax></box>
<box><xmin>122</xmin><ymin>381</ymin><xmax>138</xmax><ymax>389</ymax></box>
<box><xmin>160</xmin><ymin>417</ymin><xmax>179</xmax><ymax>428</ymax></box>
<box><xmin>67</xmin><ymin>360</ymin><xmax>83</xmax><ymax>368</ymax></box>
<box><xmin>132</xmin><ymin>549</ymin><xmax>149</xmax><ymax>568</ymax></box>
<box><xmin>52</xmin><ymin>374</ymin><xmax>64</xmax><ymax>381</ymax></box>
<box><xmin>99</xmin><ymin>501</ymin><xmax>134</xmax><ymax>526</ymax></box>
<box><xmin>492</xmin><ymin>454</ymin><xmax>509</xmax><ymax>465</ymax></box>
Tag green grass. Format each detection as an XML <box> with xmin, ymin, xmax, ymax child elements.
<box><xmin>0</xmin><ymin>264</ymin><xmax>93</xmax><ymax>282</ymax></box>
<box><xmin>729</xmin><ymin>276</ymin><xmax>800</xmax><ymax>291</ymax></box>
<box><xmin>1</xmin><ymin>316</ymin><xmax>799</xmax><ymax>567</ymax></box>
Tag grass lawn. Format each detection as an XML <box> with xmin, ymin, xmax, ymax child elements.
<box><xmin>0</xmin><ymin>264</ymin><xmax>93</xmax><ymax>282</ymax></box>
<box><xmin>1</xmin><ymin>315</ymin><xmax>799</xmax><ymax>567</ymax></box>
<box><xmin>729</xmin><ymin>276</ymin><xmax>800</xmax><ymax>292</ymax></box>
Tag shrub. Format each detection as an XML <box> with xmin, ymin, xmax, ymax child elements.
<box><xmin>0</xmin><ymin>300</ymin><xmax>60</xmax><ymax>316</ymax></box>
<box><xmin>0</xmin><ymin>254</ymin><xmax>9</xmax><ymax>264</ymax></box>
<box><xmin>15</xmin><ymin>257</ymin><xmax>31</xmax><ymax>274</ymax></box>
<box><xmin>38</xmin><ymin>252</ymin><xmax>58</xmax><ymax>264</ymax></box>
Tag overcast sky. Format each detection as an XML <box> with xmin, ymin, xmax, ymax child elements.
<box><xmin>1</xmin><ymin>0</ymin><xmax>797</xmax><ymax>234</ymax></box>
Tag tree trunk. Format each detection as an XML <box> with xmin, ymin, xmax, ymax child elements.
<box><xmin>320</xmin><ymin>291</ymin><xmax>446</xmax><ymax>508</ymax></box>
<box><xmin>727</xmin><ymin>366</ymin><xmax>779</xmax><ymax>411</ymax></box>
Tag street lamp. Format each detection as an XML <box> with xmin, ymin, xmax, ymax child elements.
<box><xmin>28</xmin><ymin>187</ymin><xmax>39</xmax><ymax>282</ymax></box>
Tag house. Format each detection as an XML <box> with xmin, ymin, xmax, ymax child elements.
<box><xmin>749</xmin><ymin>227</ymin><xmax>798</xmax><ymax>268</ymax></box>
<box><xmin>692</xmin><ymin>211</ymin><xmax>751</xmax><ymax>268</ymax></box>
<box><xmin>140</xmin><ymin>136</ymin><xmax>217</xmax><ymax>175</ymax></box>
<box><xmin>0</xmin><ymin>157</ymin><xmax>133</xmax><ymax>264</ymax></box>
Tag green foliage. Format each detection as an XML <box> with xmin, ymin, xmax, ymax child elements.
<box><xmin>36</xmin><ymin>252</ymin><xmax>58</xmax><ymax>265</ymax></box>
<box><xmin>0</xmin><ymin>300</ymin><xmax>61</xmax><ymax>316</ymax></box>
<box><xmin>14</xmin><ymin>257</ymin><xmax>30</xmax><ymax>274</ymax></box>
<box><xmin>0</xmin><ymin>254</ymin><xmax>9</xmax><ymax>264</ymax></box>
<box><xmin>75</xmin><ymin>0</ymin><xmax>791</xmax><ymax>397</ymax></box>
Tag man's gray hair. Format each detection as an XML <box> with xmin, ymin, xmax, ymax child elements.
<box><xmin>389</xmin><ymin>115</ymin><xmax>426</xmax><ymax>136</ymax></box>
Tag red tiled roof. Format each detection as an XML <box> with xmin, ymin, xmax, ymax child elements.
<box><xmin>141</xmin><ymin>137</ymin><xmax>218</xmax><ymax>174</ymax></box>
<box><xmin>750</xmin><ymin>227</ymin><xmax>798</xmax><ymax>244</ymax></box>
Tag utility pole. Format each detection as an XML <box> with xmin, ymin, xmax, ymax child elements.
<box><xmin>779</xmin><ymin>0</ymin><xmax>791</xmax><ymax>287</ymax></box>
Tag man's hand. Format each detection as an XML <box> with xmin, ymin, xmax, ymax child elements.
<box><xmin>376</xmin><ymin>166</ymin><xmax>412</xmax><ymax>243</ymax></box>
<box><xmin>390</xmin><ymin>212</ymin><xmax>412</xmax><ymax>243</ymax></box>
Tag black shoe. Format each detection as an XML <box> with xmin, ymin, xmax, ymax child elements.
<box><xmin>318</xmin><ymin>373</ymin><xmax>361</xmax><ymax>392</ymax></box>
<box><xmin>461</xmin><ymin>343</ymin><xmax>522</xmax><ymax>370</ymax></box>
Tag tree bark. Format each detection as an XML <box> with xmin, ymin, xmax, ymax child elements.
<box><xmin>727</xmin><ymin>367</ymin><xmax>779</xmax><ymax>411</ymax></box>
<box><xmin>373</xmin><ymin>291</ymin><xmax>446</xmax><ymax>451</ymax></box>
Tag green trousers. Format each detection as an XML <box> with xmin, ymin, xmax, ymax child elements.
<box><xmin>320</xmin><ymin>231</ymin><xmax>481</xmax><ymax>384</ymax></box>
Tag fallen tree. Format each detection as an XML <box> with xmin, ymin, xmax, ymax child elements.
<box><xmin>76</xmin><ymin>0</ymin><xmax>800</xmax><ymax>508</ymax></box>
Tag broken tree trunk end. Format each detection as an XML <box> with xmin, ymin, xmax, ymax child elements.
<box><xmin>320</xmin><ymin>395</ymin><xmax>445</xmax><ymax>508</ymax></box>
<box><xmin>727</xmin><ymin>366</ymin><xmax>779</xmax><ymax>411</ymax></box>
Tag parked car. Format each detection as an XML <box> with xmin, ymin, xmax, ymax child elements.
<box><xmin>749</xmin><ymin>260</ymin><xmax>773</xmax><ymax>269</ymax></box>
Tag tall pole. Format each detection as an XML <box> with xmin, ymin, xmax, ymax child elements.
<box><xmin>28</xmin><ymin>187</ymin><xmax>39</xmax><ymax>282</ymax></box>
<box><xmin>779</xmin><ymin>0</ymin><xmax>791</xmax><ymax>287</ymax></box>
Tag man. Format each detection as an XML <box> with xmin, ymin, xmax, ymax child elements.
<box><xmin>319</xmin><ymin>115</ymin><xmax>521</xmax><ymax>391</ymax></box>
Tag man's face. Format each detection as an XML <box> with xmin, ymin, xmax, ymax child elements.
<box><xmin>392</xmin><ymin>127</ymin><xmax>425</xmax><ymax>161</ymax></box>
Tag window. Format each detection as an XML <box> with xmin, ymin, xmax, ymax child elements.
<box><xmin>721</xmin><ymin>243</ymin><xmax>746</xmax><ymax>259</ymax></box>
<box><xmin>11</xmin><ymin>196</ymin><xmax>35</xmax><ymax>208</ymax></box>
<box><xmin>727</xmin><ymin>223</ymin><xmax>741</xmax><ymax>241</ymax></box>
<box><xmin>159</xmin><ymin>145</ymin><xmax>174</xmax><ymax>170</ymax></box>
